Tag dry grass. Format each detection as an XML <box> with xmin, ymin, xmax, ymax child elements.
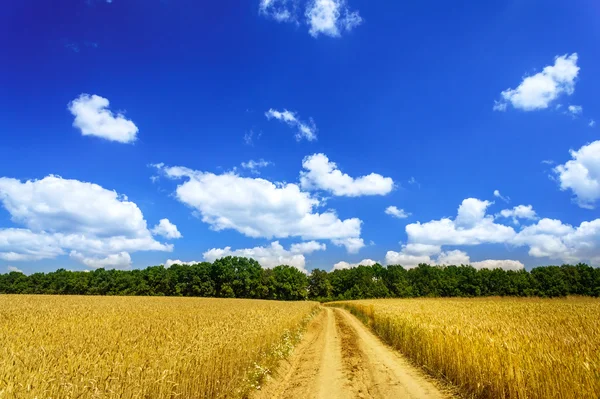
<box><xmin>0</xmin><ymin>295</ymin><xmax>319</xmax><ymax>399</ymax></box>
<box><xmin>332</xmin><ymin>297</ymin><xmax>600</xmax><ymax>399</ymax></box>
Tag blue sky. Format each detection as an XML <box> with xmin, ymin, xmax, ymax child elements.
<box><xmin>1</xmin><ymin>0</ymin><xmax>599</xmax><ymax>274</ymax></box>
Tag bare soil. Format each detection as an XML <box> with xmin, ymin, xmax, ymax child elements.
<box><xmin>251</xmin><ymin>307</ymin><xmax>453</xmax><ymax>399</ymax></box>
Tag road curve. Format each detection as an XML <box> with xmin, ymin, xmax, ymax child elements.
<box><xmin>252</xmin><ymin>307</ymin><xmax>451</xmax><ymax>399</ymax></box>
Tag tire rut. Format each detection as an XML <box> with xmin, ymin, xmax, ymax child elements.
<box><xmin>252</xmin><ymin>307</ymin><xmax>452</xmax><ymax>399</ymax></box>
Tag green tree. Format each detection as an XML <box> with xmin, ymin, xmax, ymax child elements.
<box><xmin>308</xmin><ymin>269</ymin><xmax>332</xmax><ymax>299</ymax></box>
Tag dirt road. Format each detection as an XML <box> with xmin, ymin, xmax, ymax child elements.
<box><xmin>253</xmin><ymin>307</ymin><xmax>451</xmax><ymax>399</ymax></box>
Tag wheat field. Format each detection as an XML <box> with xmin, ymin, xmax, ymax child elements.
<box><xmin>332</xmin><ymin>297</ymin><xmax>600</xmax><ymax>399</ymax></box>
<box><xmin>0</xmin><ymin>295</ymin><xmax>319</xmax><ymax>399</ymax></box>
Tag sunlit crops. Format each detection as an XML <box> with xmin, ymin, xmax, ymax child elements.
<box><xmin>0</xmin><ymin>295</ymin><xmax>319</xmax><ymax>399</ymax></box>
<box><xmin>332</xmin><ymin>297</ymin><xmax>600</xmax><ymax>399</ymax></box>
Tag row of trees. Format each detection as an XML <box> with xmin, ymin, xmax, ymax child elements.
<box><xmin>1</xmin><ymin>257</ymin><xmax>599</xmax><ymax>300</ymax></box>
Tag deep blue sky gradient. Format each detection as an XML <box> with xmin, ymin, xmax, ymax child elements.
<box><xmin>1</xmin><ymin>0</ymin><xmax>599</xmax><ymax>272</ymax></box>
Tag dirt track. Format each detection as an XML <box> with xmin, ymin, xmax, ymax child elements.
<box><xmin>253</xmin><ymin>307</ymin><xmax>451</xmax><ymax>399</ymax></box>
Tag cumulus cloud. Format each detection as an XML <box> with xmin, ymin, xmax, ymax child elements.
<box><xmin>497</xmin><ymin>205</ymin><xmax>538</xmax><ymax>225</ymax></box>
<box><xmin>300</xmin><ymin>153</ymin><xmax>394</xmax><ymax>197</ymax></box>
<box><xmin>385</xmin><ymin>243</ymin><xmax>524</xmax><ymax>271</ymax></box>
<box><xmin>164</xmin><ymin>259</ymin><xmax>201</xmax><ymax>268</ymax></box>
<box><xmin>470</xmin><ymin>260</ymin><xmax>525</xmax><ymax>271</ymax></box>
<box><xmin>7</xmin><ymin>266</ymin><xmax>24</xmax><ymax>274</ymax></box>
<box><xmin>436</xmin><ymin>250</ymin><xmax>471</xmax><ymax>266</ymax></box>
<box><xmin>406</xmin><ymin>198</ymin><xmax>516</xmax><ymax>246</ymax></box>
<box><xmin>0</xmin><ymin>175</ymin><xmax>151</xmax><ymax>237</ymax></box>
<box><xmin>152</xmin><ymin>219</ymin><xmax>182</xmax><ymax>239</ymax></box>
<box><xmin>241</xmin><ymin>159</ymin><xmax>272</xmax><ymax>174</ymax></box>
<box><xmin>265</xmin><ymin>109</ymin><xmax>317</xmax><ymax>141</ymax></box>
<box><xmin>553</xmin><ymin>140</ymin><xmax>600</xmax><ymax>209</ymax></box>
<box><xmin>385</xmin><ymin>245</ymin><xmax>471</xmax><ymax>268</ymax></box>
<box><xmin>0</xmin><ymin>229</ymin><xmax>65</xmax><ymax>261</ymax></box>
<box><xmin>203</xmin><ymin>241</ymin><xmax>325</xmax><ymax>273</ymax></box>
<box><xmin>290</xmin><ymin>240</ymin><xmax>327</xmax><ymax>254</ymax></box>
<box><xmin>259</xmin><ymin>0</ymin><xmax>297</xmax><ymax>22</ymax></box>
<box><xmin>493</xmin><ymin>190</ymin><xmax>510</xmax><ymax>203</ymax></box>
<box><xmin>305</xmin><ymin>0</ymin><xmax>362</xmax><ymax>38</ymax></box>
<box><xmin>385</xmin><ymin>206</ymin><xmax>410</xmax><ymax>219</ymax></box>
<box><xmin>568</xmin><ymin>105</ymin><xmax>583</xmax><ymax>117</ymax></box>
<box><xmin>154</xmin><ymin>164</ymin><xmax>363</xmax><ymax>251</ymax></box>
<box><xmin>385</xmin><ymin>243</ymin><xmax>442</xmax><ymax>269</ymax></box>
<box><xmin>590</xmin><ymin>120</ymin><xmax>596</xmax><ymax>128</ymax></box>
<box><xmin>70</xmin><ymin>251</ymin><xmax>132</xmax><ymax>270</ymax></box>
<box><xmin>332</xmin><ymin>237</ymin><xmax>365</xmax><ymax>254</ymax></box>
<box><xmin>511</xmin><ymin>218</ymin><xmax>600</xmax><ymax>265</ymax></box>
<box><xmin>258</xmin><ymin>0</ymin><xmax>362</xmax><ymax>38</ymax></box>
<box><xmin>0</xmin><ymin>175</ymin><xmax>172</xmax><ymax>265</ymax></box>
<box><xmin>332</xmin><ymin>258</ymin><xmax>377</xmax><ymax>271</ymax></box>
<box><xmin>389</xmin><ymin>196</ymin><xmax>600</xmax><ymax>266</ymax></box>
<box><xmin>68</xmin><ymin>94</ymin><xmax>138</xmax><ymax>143</ymax></box>
<box><xmin>495</xmin><ymin>53</ymin><xmax>579</xmax><ymax>111</ymax></box>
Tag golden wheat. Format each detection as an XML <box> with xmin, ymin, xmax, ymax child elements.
<box><xmin>332</xmin><ymin>297</ymin><xmax>600</xmax><ymax>399</ymax></box>
<box><xmin>0</xmin><ymin>295</ymin><xmax>319</xmax><ymax>399</ymax></box>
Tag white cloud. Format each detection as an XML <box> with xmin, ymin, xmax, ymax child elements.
<box><xmin>166</xmin><ymin>241</ymin><xmax>325</xmax><ymax>271</ymax></box>
<box><xmin>0</xmin><ymin>229</ymin><xmax>65</xmax><ymax>261</ymax></box>
<box><xmin>300</xmin><ymin>153</ymin><xmax>394</xmax><ymax>197</ymax></box>
<box><xmin>385</xmin><ymin>243</ymin><xmax>524</xmax><ymax>271</ymax></box>
<box><xmin>402</xmin><ymin>243</ymin><xmax>443</xmax><ymax>257</ymax></box>
<box><xmin>0</xmin><ymin>175</ymin><xmax>172</xmax><ymax>264</ymax></box>
<box><xmin>68</xmin><ymin>94</ymin><xmax>138</xmax><ymax>143</ymax></box>
<box><xmin>305</xmin><ymin>0</ymin><xmax>362</xmax><ymax>38</ymax></box>
<box><xmin>513</xmin><ymin>218</ymin><xmax>600</xmax><ymax>265</ymax></box>
<box><xmin>332</xmin><ymin>237</ymin><xmax>365</xmax><ymax>254</ymax></box>
<box><xmin>385</xmin><ymin>245</ymin><xmax>471</xmax><ymax>268</ymax></box>
<box><xmin>493</xmin><ymin>101</ymin><xmax>507</xmax><ymax>112</ymax></box>
<box><xmin>155</xmin><ymin>164</ymin><xmax>362</xmax><ymax>251</ymax></box>
<box><xmin>470</xmin><ymin>260</ymin><xmax>525</xmax><ymax>271</ymax></box>
<box><xmin>497</xmin><ymin>205</ymin><xmax>538</xmax><ymax>225</ymax></box>
<box><xmin>568</xmin><ymin>105</ymin><xmax>583</xmax><ymax>116</ymax></box>
<box><xmin>385</xmin><ymin>206</ymin><xmax>410</xmax><ymax>219</ymax></box>
<box><xmin>164</xmin><ymin>259</ymin><xmax>201</xmax><ymax>268</ymax></box>
<box><xmin>493</xmin><ymin>189</ymin><xmax>510</xmax><ymax>203</ymax></box>
<box><xmin>203</xmin><ymin>241</ymin><xmax>323</xmax><ymax>273</ymax></box>
<box><xmin>70</xmin><ymin>251</ymin><xmax>132</xmax><ymax>270</ymax></box>
<box><xmin>332</xmin><ymin>258</ymin><xmax>377</xmax><ymax>271</ymax></box>
<box><xmin>553</xmin><ymin>140</ymin><xmax>600</xmax><ymax>209</ymax></box>
<box><xmin>290</xmin><ymin>241</ymin><xmax>327</xmax><ymax>254</ymax></box>
<box><xmin>241</xmin><ymin>159</ymin><xmax>272</xmax><ymax>174</ymax></box>
<box><xmin>265</xmin><ymin>109</ymin><xmax>317</xmax><ymax>141</ymax></box>
<box><xmin>392</xmin><ymin>197</ymin><xmax>600</xmax><ymax>266</ymax></box>
<box><xmin>385</xmin><ymin>243</ymin><xmax>442</xmax><ymax>269</ymax></box>
<box><xmin>7</xmin><ymin>266</ymin><xmax>24</xmax><ymax>274</ymax></box>
<box><xmin>384</xmin><ymin>251</ymin><xmax>431</xmax><ymax>268</ymax></box>
<box><xmin>495</xmin><ymin>53</ymin><xmax>579</xmax><ymax>111</ymax></box>
<box><xmin>541</xmin><ymin>160</ymin><xmax>555</xmax><ymax>165</ymax></box>
<box><xmin>0</xmin><ymin>175</ymin><xmax>160</xmax><ymax>239</ymax></box>
<box><xmin>406</xmin><ymin>198</ymin><xmax>517</xmax><ymax>246</ymax></box>
<box><xmin>152</xmin><ymin>219</ymin><xmax>182</xmax><ymax>239</ymax></box>
<box><xmin>436</xmin><ymin>250</ymin><xmax>470</xmax><ymax>266</ymax></box>
<box><xmin>259</xmin><ymin>0</ymin><xmax>297</xmax><ymax>23</ymax></box>
<box><xmin>455</xmin><ymin>199</ymin><xmax>492</xmax><ymax>227</ymax></box>
<box><xmin>590</xmin><ymin>120</ymin><xmax>596</xmax><ymax>128</ymax></box>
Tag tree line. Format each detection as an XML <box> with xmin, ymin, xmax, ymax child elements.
<box><xmin>1</xmin><ymin>257</ymin><xmax>599</xmax><ymax>300</ymax></box>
